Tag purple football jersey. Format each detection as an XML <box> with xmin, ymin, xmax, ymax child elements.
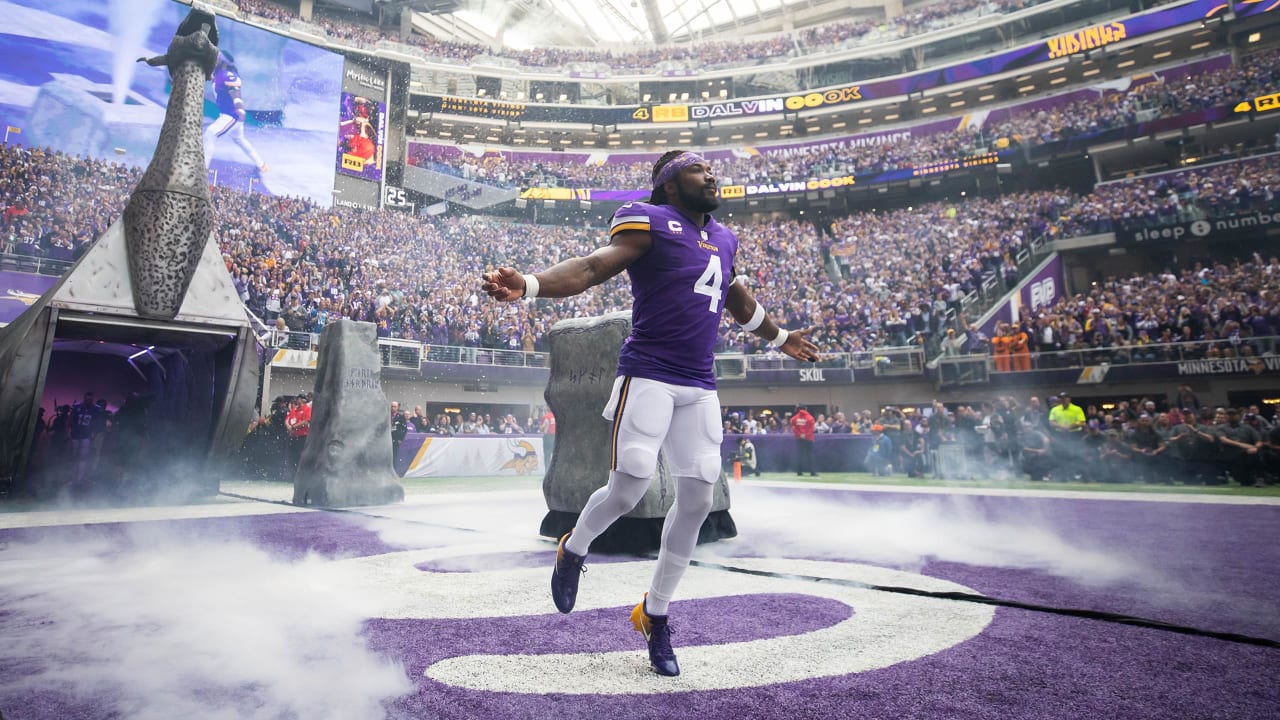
<box><xmin>213</xmin><ymin>67</ymin><xmax>242</xmax><ymax>116</ymax></box>
<box><xmin>609</xmin><ymin>202</ymin><xmax>739</xmax><ymax>389</ymax></box>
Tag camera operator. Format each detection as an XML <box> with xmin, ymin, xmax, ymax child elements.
<box><xmin>1259</xmin><ymin>417</ymin><xmax>1280</xmax><ymax>485</ymax></box>
<box><xmin>1170</xmin><ymin>408</ymin><xmax>1221</xmax><ymax>485</ymax></box>
<box><xmin>733</xmin><ymin>436</ymin><xmax>760</xmax><ymax>477</ymax></box>
<box><xmin>1213</xmin><ymin>408</ymin><xmax>1262</xmax><ymax>487</ymax></box>
<box><xmin>1098</xmin><ymin>427</ymin><xmax>1133</xmax><ymax>482</ymax></box>
<box><xmin>898</xmin><ymin>419</ymin><xmax>926</xmax><ymax>478</ymax></box>
<box><xmin>1080</xmin><ymin>420</ymin><xmax>1110</xmax><ymax>483</ymax></box>
<box><xmin>1125</xmin><ymin>414</ymin><xmax>1170</xmax><ymax>483</ymax></box>
<box><xmin>1020</xmin><ymin>419</ymin><xmax>1052</xmax><ymax>481</ymax></box>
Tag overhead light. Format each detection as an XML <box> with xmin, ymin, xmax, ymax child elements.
<box><xmin>706</xmin><ymin>136</ymin><xmax>719</xmax><ymax>142</ymax></box>
<box><xmin>1083</xmin><ymin>68</ymin><xmax>1100</xmax><ymax>77</ymax></box>
<box><xmin>1249</xmin><ymin>32</ymin><xmax>1261</xmax><ymax>43</ymax></box>
<box><xmin>730</xmin><ymin>133</ymin><xmax>744</xmax><ymax>139</ymax></box>
<box><xmin>754</xmin><ymin>131</ymin><xmax>768</xmax><ymax>137</ymax></box>
<box><xmin>858</xmin><ymin>117</ymin><xmax>872</xmax><ymax>124</ymax></box>
<box><xmin>1050</xmin><ymin>77</ymin><xmax>1068</xmax><ymax>85</ymax></box>
<box><xmin>1190</xmin><ymin>41</ymin><xmax>1211</xmax><ymax>50</ymax></box>
<box><xmin>979</xmin><ymin>94</ymin><xmax>995</xmax><ymax>101</ymax></box>
<box><xmin>1117</xmin><ymin>60</ymin><xmax>1135</xmax><ymax>68</ymax></box>
<box><xmin>831</xmin><ymin>121</ymin><xmax>846</xmax><ymax>128</ymax></box>
<box><xmin>922</xmin><ymin>107</ymin><xmax>937</xmax><ymax>114</ymax></box>
<box><xmin>1153</xmin><ymin>51</ymin><xmax>1172</xmax><ymax>59</ymax></box>
<box><xmin>1018</xmin><ymin>84</ymin><xmax>1036</xmax><ymax>93</ymax></box>
<box><xmin>883</xmin><ymin>114</ymin><xmax>898</xmax><ymax>120</ymax></box>
<box><xmin>950</xmin><ymin>100</ymin><xmax>965</xmax><ymax>107</ymax></box>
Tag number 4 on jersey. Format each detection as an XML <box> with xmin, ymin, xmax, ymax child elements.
<box><xmin>693</xmin><ymin>254</ymin><xmax>723</xmax><ymax>312</ymax></box>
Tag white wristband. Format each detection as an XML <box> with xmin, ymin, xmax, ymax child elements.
<box><xmin>768</xmin><ymin>327</ymin><xmax>789</xmax><ymax>348</ymax></box>
<box><xmin>521</xmin><ymin>273</ymin><xmax>539</xmax><ymax>299</ymax></box>
<box><xmin>739</xmin><ymin>303</ymin><xmax>766</xmax><ymax>332</ymax></box>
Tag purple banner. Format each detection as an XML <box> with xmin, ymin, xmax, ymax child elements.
<box><xmin>980</xmin><ymin>254</ymin><xmax>1064</xmax><ymax>335</ymax></box>
<box><xmin>0</xmin><ymin>270</ymin><xmax>56</xmax><ymax>324</ymax></box>
<box><xmin>1232</xmin><ymin>0</ymin><xmax>1279</xmax><ymax>20</ymax></box>
<box><xmin>336</xmin><ymin>93</ymin><xmax>387</xmax><ymax>182</ymax></box>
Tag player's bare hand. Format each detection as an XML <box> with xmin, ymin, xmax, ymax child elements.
<box><xmin>482</xmin><ymin>266</ymin><xmax>526</xmax><ymax>302</ymax></box>
<box><xmin>781</xmin><ymin>326</ymin><xmax>822</xmax><ymax>363</ymax></box>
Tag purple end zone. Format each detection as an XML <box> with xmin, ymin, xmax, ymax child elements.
<box><xmin>757</xmin><ymin>489</ymin><xmax>1280</xmax><ymax>641</ymax></box>
<box><xmin>1</xmin><ymin>493</ymin><xmax>1278</xmax><ymax>720</ymax></box>
<box><xmin>371</xmin><ymin>606</ymin><xmax>1279</xmax><ymax>720</ymax></box>
<box><xmin>0</xmin><ymin>511</ymin><xmax>408</xmax><ymax>560</ymax></box>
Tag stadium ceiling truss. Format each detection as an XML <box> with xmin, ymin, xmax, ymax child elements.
<box><xmin>437</xmin><ymin>0</ymin><xmax>855</xmax><ymax>48</ymax></box>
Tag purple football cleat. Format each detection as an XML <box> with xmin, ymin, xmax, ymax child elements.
<box><xmin>551</xmin><ymin>530</ymin><xmax>586</xmax><ymax>613</ymax></box>
<box><xmin>630</xmin><ymin>593</ymin><xmax>679</xmax><ymax>677</ymax></box>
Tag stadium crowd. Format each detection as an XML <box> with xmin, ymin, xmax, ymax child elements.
<box><xmin>416</xmin><ymin>49</ymin><xmax>1280</xmax><ymax>192</ymax></box>
<box><xmin>977</xmin><ymin>254</ymin><xmax>1280</xmax><ymax>371</ymax></box>
<box><xmin>234</xmin><ymin>0</ymin><xmax>1045</xmax><ymax>72</ymax></box>
<box><xmin>2</xmin><ymin>142</ymin><xmax>1279</xmax><ymax>358</ymax></box>
<box><xmin>720</xmin><ymin>392</ymin><xmax>1280</xmax><ymax>486</ymax></box>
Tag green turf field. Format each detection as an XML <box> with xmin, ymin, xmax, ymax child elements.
<box><xmin>3</xmin><ymin>471</ymin><xmax>1276</xmax><ymax>513</ymax></box>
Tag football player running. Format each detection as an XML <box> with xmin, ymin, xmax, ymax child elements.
<box><xmin>482</xmin><ymin>150</ymin><xmax>819</xmax><ymax>676</ymax></box>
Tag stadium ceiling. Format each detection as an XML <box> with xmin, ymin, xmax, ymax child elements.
<box><xmin>433</xmin><ymin>0</ymin><xmax>856</xmax><ymax>47</ymax></box>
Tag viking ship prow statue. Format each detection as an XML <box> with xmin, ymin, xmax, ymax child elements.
<box><xmin>0</xmin><ymin>7</ymin><xmax>262</xmax><ymax>498</ymax></box>
<box><xmin>126</xmin><ymin>7</ymin><xmax>221</xmax><ymax>320</ymax></box>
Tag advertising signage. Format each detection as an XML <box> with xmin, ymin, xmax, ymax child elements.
<box><xmin>1118</xmin><ymin>208</ymin><xmax>1280</xmax><ymax>246</ymax></box>
<box><xmin>336</xmin><ymin>92</ymin><xmax>387</xmax><ymax>182</ymax></box>
<box><xmin>419</xmin><ymin>0</ymin><xmax>1228</xmax><ymax>128</ymax></box>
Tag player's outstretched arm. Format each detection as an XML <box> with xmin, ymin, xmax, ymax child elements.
<box><xmin>724</xmin><ymin>280</ymin><xmax>821</xmax><ymax>362</ymax></box>
<box><xmin>482</xmin><ymin>229</ymin><xmax>650</xmax><ymax>302</ymax></box>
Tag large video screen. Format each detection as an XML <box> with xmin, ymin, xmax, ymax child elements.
<box><xmin>336</xmin><ymin>91</ymin><xmax>386</xmax><ymax>182</ymax></box>
<box><xmin>0</xmin><ymin>0</ymin><xmax>343</xmax><ymax>205</ymax></box>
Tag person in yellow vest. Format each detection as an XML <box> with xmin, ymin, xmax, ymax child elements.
<box><xmin>1047</xmin><ymin>392</ymin><xmax>1086</xmax><ymax>480</ymax></box>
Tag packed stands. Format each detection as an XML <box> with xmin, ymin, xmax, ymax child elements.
<box><xmin>993</xmin><ymin>254</ymin><xmax>1280</xmax><ymax>366</ymax></box>
<box><xmin>2</xmin><ymin>144</ymin><xmax>1277</xmax><ymax>358</ymax></box>
<box><xmin>414</xmin><ymin>49</ymin><xmax>1280</xmax><ymax>193</ymax></box>
<box><xmin>234</xmin><ymin>0</ymin><xmax>1049</xmax><ymax>73</ymax></box>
